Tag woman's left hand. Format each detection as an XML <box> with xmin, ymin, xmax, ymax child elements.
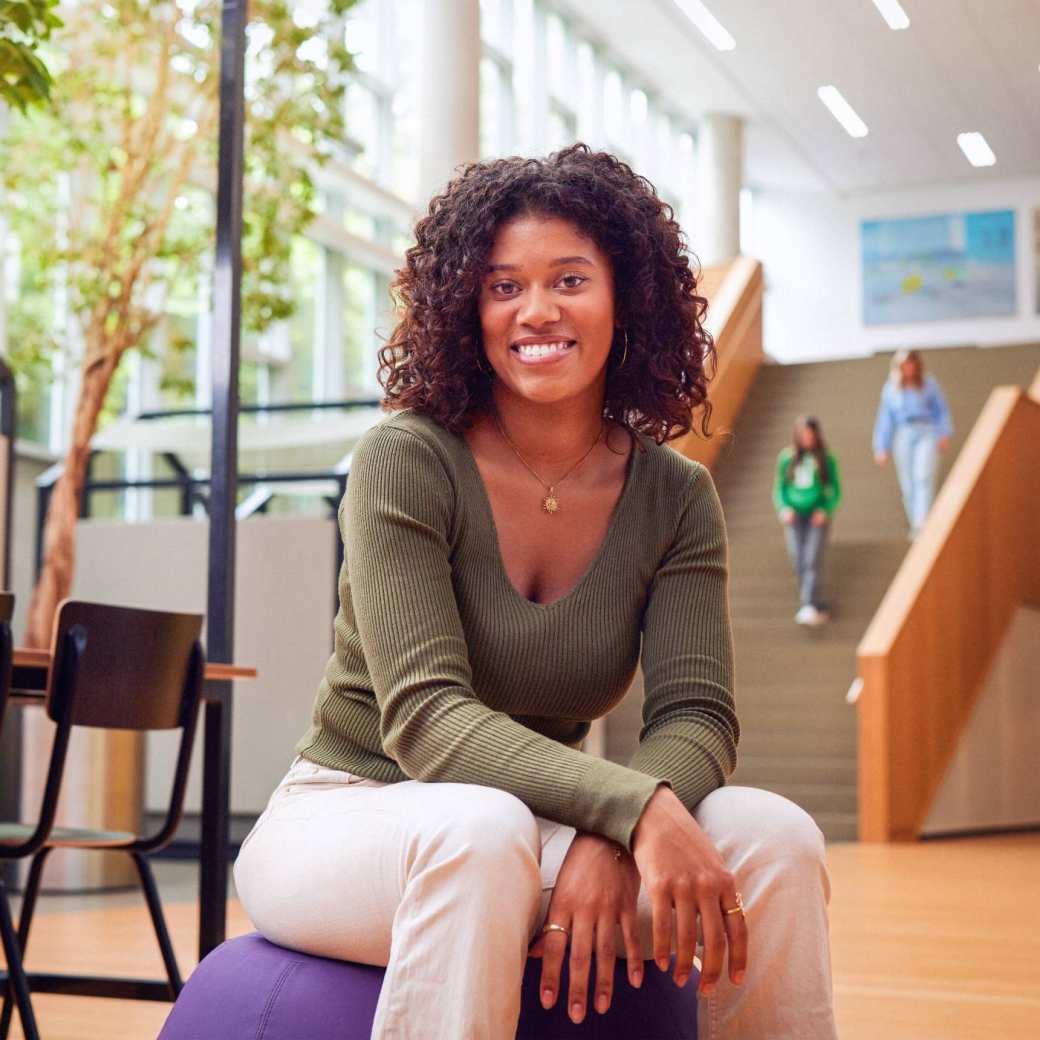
<box><xmin>810</xmin><ymin>508</ymin><xmax>828</xmax><ymax>527</ymax></box>
<box><xmin>529</xmin><ymin>832</ymin><xmax>643</xmax><ymax>1024</ymax></box>
<box><xmin>937</xmin><ymin>436</ymin><xmax>951</xmax><ymax>452</ymax></box>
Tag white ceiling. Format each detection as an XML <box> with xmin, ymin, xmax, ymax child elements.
<box><xmin>555</xmin><ymin>0</ymin><xmax>1040</xmax><ymax>196</ymax></box>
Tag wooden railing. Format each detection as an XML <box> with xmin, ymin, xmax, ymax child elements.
<box><xmin>856</xmin><ymin>371</ymin><xmax>1040</xmax><ymax>841</ymax></box>
<box><xmin>672</xmin><ymin>256</ymin><xmax>764</xmax><ymax>470</ymax></box>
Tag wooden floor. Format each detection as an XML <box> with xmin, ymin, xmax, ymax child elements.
<box><xmin>3</xmin><ymin>833</ymin><xmax>1038</xmax><ymax>1038</ymax></box>
<box><xmin>827</xmin><ymin>834</ymin><xmax>1040</xmax><ymax>1039</ymax></box>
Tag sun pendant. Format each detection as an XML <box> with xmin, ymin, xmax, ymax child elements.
<box><xmin>542</xmin><ymin>495</ymin><xmax>560</xmax><ymax>515</ymax></box>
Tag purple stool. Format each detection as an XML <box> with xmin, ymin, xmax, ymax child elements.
<box><xmin>159</xmin><ymin>933</ymin><xmax>697</xmax><ymax>1039</ymax></box>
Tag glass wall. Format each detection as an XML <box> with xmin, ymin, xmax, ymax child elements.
<box><xmin>4</xmin><ymin>0</ymin><xmax>698</xmax><ymax>454</ymax></box>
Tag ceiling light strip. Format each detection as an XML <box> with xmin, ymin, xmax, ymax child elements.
<box><xmin>871</xmin><ymin>0</ymin><xmax>911</xmax><ymax>31</ymax></box>
<box><xmin>817</xmin><ymin>85</ymin><xmax>869</xmax><ymax>138</ymax></box>
<box><xmin>956</xmin><ymin>132</ymin><xmax>996</xmax><ymax>167</ymax></box>
<box><xmin>673</xmin><ymin>0</ymin><xmax>736</xmax><ymax>52</ymax></box>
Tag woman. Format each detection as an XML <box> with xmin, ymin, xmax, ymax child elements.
<box><xmin>873</xmin><ymin>349</ymin><xmax>953</xmax><ymax>537</ymax></box>
<box><xmin>234</xmin><ymin>145</ymin><xmax>837</xmax><ymax>1039</ymax></box>
<box><xmin>774</xmin><ymin>416</ymin><xmax>842</xmax><ymax>626</ymax></box>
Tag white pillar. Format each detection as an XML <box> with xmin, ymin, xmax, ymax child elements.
<box><xmin>697</xmin><ymin>113</ymin><xmax>743</xmax><ymax>266</ymax></box>
<box><xmin>314</xmin><ymin>193</ymin><xmax>345</xmax><ymax>402</ymax></box>
<box><xmin>418</xmin><ymin>0</ymin><xmax>481</xmax><ymax>205</ymax></box>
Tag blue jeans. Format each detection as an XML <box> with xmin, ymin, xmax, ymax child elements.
<box><xmin>784</xmin><ymin>513</ymin><xmax>828</xmax><ymax>608</ymax></box>
<box><xmin>892</xmin><ymin>422</ymin><xmax>938</xmax><ymax>535</ymax></box>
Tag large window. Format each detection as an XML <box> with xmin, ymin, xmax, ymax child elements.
<box><xmin>4</xmin><ymin>0</ymin><xmax>699</xmax><ymax>457</ymax></box>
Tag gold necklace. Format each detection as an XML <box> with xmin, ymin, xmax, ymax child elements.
<box><xmin>493</xmin><ymin>413</ymin><xmax>603</xmax><ymax>515</ymax></box>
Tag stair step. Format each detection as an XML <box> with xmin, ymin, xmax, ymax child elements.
<box><xmin>731</xmin><ymin>754</ymin><xmax>857</xmax><ymax>786</ymax></box>
<box><xmin>727</xmin><ymin>780</ymin><xmax>857</xmax><ymax>816</ymax></box>
<box><xmin>807</xmin><ymin>812</ymin><xmax>860</xmax><ymax>843</ymax></box>
<box><xmin>737</xmin><ymin>729</ymin><xmax>857</xmax><ymax>758</ymax></box>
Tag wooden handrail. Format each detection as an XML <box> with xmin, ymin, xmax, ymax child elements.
<box><xmin>856</xmin><ymin>372</ymin><xmax>1040</xmax><ymax>840</ymax></box>
<box><xmin>672</xmin><ymin>256</ymin><xmax>764</xmax><ymax>470</ymax></box>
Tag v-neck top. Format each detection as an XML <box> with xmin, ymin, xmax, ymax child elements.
<box><xmin>296</xmin><ymin>410</ymin><xmax>738</xmax><ymax>850</ymax></box>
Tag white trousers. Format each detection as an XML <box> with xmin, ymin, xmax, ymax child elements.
<box><xmin>234</xmin><ymin>758</ymin><xmax>837</xmax><ymax>1040</ymax></box>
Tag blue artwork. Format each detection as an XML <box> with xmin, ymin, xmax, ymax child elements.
<box><xmin>862</xmin><ymin>209</ymin><xmax>1016</xmax><ymax>325</ymax></box>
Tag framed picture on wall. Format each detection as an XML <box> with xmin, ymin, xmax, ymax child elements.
<box><xmin>861</xmin><ymin>209</ymin><xmax>1016</xmax><ymax>325</ymax></box>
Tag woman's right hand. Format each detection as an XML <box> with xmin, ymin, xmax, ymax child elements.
<box><xmin>778</xmin><ymin>507</ymin><xmax>795</xmax><ymax>525</ymax></box>
<box><xmin>874</xmin><ymin>450</ymin><xmax>889</xmax><ymax>466</ymax></box>
<box><xmin>631</xmin><ymin>786</ymin><xmax>748</xmax><ymax>997</ymax></box>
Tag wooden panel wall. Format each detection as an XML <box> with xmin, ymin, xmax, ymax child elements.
<box><xmin>856</xmin><ymin>380</ymin><xmax>1040</xmax><ymax>840</ymax></box>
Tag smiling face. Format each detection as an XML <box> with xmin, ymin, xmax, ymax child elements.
<box><xmin>478</xmin><ymin>213</ymin><xmax>616</xmax><ymax>410</ymax></box>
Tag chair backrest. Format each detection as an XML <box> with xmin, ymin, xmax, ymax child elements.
<box><xmin>46</xmin><ymin>600</ymin><xmax>203</xmax><ymax>731</ymax></box>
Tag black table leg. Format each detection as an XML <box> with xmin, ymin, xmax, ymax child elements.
<box><xmin>198</xmin><ymin>683</ymin><xmax>232</xmax><ymax>958</ymax></box>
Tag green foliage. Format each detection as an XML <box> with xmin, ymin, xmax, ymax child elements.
<box><xmin>0</xmin><ymin>0</ymin><xmax>61</xmax><ymax>110</ymax></box>
<box><xmin>3</xmin><ymin>0</ymin><xmax>358</xmax><ymax>425</ymax></box>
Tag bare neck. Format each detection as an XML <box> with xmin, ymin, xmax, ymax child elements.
<box><xmin>490</xmin><ymin>388</ymin><xmax>605</xmax><ymax>469</ymax></box>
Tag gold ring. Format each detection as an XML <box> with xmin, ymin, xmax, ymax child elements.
<box><xmin>542</xmin><ymin>922</ymin><xmax>570</xmax><ymax>938</ymax></box>
<box><xmin>722</xmin><ymin>892</ymin><xmax>745</xmax><ymax>917</ymax></box>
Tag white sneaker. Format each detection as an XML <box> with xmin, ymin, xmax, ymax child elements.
<box><xmin>795</xmin><ymin>605</ymin><xmax>827</xmax><ymax>626</ymax></box>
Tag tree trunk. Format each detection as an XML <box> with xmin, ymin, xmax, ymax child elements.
<box><xmin>24</xmin><ymin>345</ymin><xmax>120</xmax><ymax>648</ymax></box>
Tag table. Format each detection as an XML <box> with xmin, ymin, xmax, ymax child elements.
<box><xmin>8</xmin><ymin>647</ymin><xmax>256</xmax><ymax>994</ymax></box>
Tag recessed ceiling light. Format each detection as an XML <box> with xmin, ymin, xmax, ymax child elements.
<box><xmin>871</xmin><ymin>0</ymin><xmax>910</xmax><ymax>31</ymax></box>
<box><xmin>817</xmin><ymin>85</ymin><xmax>869</xmax><ymax>138</ymax></box>
<box><xmin>673</xmin><ymin>0</ymin><xmax>736</xmax><ymax>52</ymax></box>
<box><xmin>957</xmin><ymin>132</ymin><xmax>996</xmax><ymax>167</ymax></box>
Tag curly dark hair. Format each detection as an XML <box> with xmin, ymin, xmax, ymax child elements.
<box><xmin>378</xmin><ymin>143</ymin><xmax>714</xmax><ymax>443</ymax></box>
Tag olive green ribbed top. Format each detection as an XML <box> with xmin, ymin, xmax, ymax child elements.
<box><xmin>296</xmin><ymin>410</ymin><xmax>738</xmax><ymax>850</ymax></box>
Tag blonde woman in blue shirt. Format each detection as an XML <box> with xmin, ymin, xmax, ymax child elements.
<box><xmin>773</xmin><ymin>416</ymin><xmax>841</xmax><ymax>626</ymax></box>
<box><xmin>872</xmin><ymin>349</ymin><xmax>953</xmax><ymax>538</ymax></box>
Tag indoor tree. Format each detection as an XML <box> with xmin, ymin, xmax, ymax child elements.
<box><xmin>3</xmin><ymin>0</ymin><xmax>357</xmax><ymax>646</ymax></box>
<box><xmin>0</xmin><ymin>0</ymin><xmax>61</xmax><ymax>110</ymax></box>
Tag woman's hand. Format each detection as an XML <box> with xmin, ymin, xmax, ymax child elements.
<box><xmin>529</xmin><ymin>832</ymin><xmax>642</xmax><ymax>1024</ymax></box>
<box><xmin>778</xmin><ymin>507</ymin><xmax>795</xmax><ymax>525</ymax></box>
<box><xmin>631</xmin><ymin>786</ymin><xmax>748</xmax><ymax>997</ymax></box>
<box><xmin>874</xmin><ymin>450</ymin><xmax>889</xmax><ymax>466</ymax></box>
<box><xmin>810</xmin><ymin>508</ymin><xmax>828</xmax><ymax>527</ymax></box>
<box><xmin>937</xmin><ymin>436</ymin><xmax>951</xmax><ymax>453</ymax></box>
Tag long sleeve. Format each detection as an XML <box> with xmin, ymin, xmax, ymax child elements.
<box><xmin>822</xmin><ymin>453</ymin><xmax>842</xmax><ymax>514</ymax></box>
<box><xmin>873</xmin><ymin>385</ymin><xmax>895</xmax><ymax>455</ymax></box>
<box><xmin>345</xmin><ymin>425</ymin><xmax>664</xmax><ymax>849</ymax></box>
<box><xmin>926</xmin><ymin>377</ymin><xmax>953</xmax><ymax>439</ymax></box>
<box><xmin>628</xmin><ymin>466</ymin><xmax>738</xmax><ymax>812</ymax></box>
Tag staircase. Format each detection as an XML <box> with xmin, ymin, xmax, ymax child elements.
<box><xmin>604</xmin><ymin>343</ymin><xmax>1040</xmax><ymax>842</ymax></box>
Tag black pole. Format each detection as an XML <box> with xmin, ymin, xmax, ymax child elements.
<box><xmin>199</xmin><ymin>0</ymin><xmax>247</xmax><ymax>958</ymax></box>
<box><xmin>0</xmin><ymin>359</ymin><xmax>15</xmax><ymax>589</ymax></box>
<box><xmin>0</xmin><ymin>362</ymin><xmax>17</xmax><ymax>888</ymax></box>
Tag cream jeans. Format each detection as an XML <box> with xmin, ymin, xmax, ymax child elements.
<box><xmin>234</xmin><ymin>757</ymin><xmax>837</xmax><ymax>1039</ymax></box>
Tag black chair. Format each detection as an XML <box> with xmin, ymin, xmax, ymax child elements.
<box><xmin>0</xmin><ymin>600</ymin><xmax>204</xmax><ymax>1040</ymax></box>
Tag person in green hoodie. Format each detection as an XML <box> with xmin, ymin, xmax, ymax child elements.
<box><xmin>773</xmin><ymin>416</ymin><xmax>842</xmax><ymax>626</ymax></box>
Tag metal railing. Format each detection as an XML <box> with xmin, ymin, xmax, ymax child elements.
<box><xmin>34</xmin><ymin>397</ymin><xmax>378</xmax><ymax>611</ymax></box>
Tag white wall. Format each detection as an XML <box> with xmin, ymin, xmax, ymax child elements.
<box><xmin>749</xmin><ymin>175</ymin><xmax>1040</xmax><ymax>363</ymax></box>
